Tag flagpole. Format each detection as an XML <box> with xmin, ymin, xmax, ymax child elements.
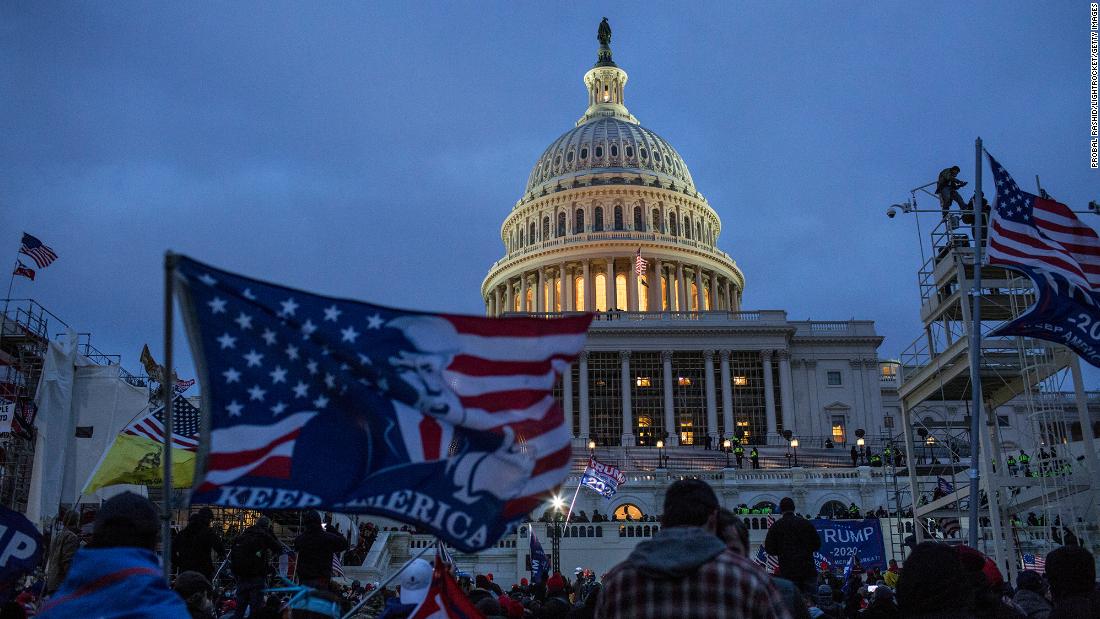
<box><xmin>162</xmin><ymin>252</ymin><xmax>177</xmax><ymax>578</ymax></box>
<box><xmin>966</xmin><ymin>137</ymin><xmax>985</xmax><ymax>550</ymax></box>
<box><xmin>340</xmin><ymin>542</ymin><xmax>435</xmax><ymax>619</ymax></box>
<box><xmin>564</xmin><ymin>474</ymin><xmax>584</xmax><ymax>523</ymax></box>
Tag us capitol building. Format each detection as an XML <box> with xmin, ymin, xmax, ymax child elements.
<box><xmin>481</xmin><ymin>23</ymin><xmax>890</xmax><ymax>455</ymax></box>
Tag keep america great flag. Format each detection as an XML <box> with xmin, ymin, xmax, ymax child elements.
<box><xmin>174</xmin><ymin>256</ymin><xmax>592</xmax><ymax>551</ymax></box>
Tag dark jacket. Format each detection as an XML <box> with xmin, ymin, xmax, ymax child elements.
<box><xmin>293</xmin><ymin>525</ymin><xmax>349</xmax><ymax>581</ymax></box>
<box><xmin>231</xmin><ymin>525</ymin><xmax>283</xmax><ymax>579</ymax></box>
<box><xmin>764</xmin><ymin>512</ymin><xmax>821</xmax><ymax>584</ymax></box>
<box><xmin>1012</xmin><ymin>589</ymin><xmax>1051</xmax><ymax>619</ymax></box>
<box><xmin>174</xmin><ymin>521</ymin><xmax>225</xmax><ymax>579</ymax></box>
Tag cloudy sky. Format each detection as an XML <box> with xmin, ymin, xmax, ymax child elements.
<box><xmin>2</xmin><ymin>2</ymin><xmax>1098</xmax><ymax>384</ymax></box>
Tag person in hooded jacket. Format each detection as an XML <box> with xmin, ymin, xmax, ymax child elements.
<box><xmin>174</xmin><ymin>508</ymin><xmax>225</xmax><ymax>581</ymax></box>
<box><xmin>1012</xmin><ymin>571</ymin><xmax>1051</xmax><ymax>619</ymax></box>
<box><xmin>44</xmin><ymin>511</ymin><xmax>80</xmax><ymax>596</ymax></box>
<box><xmin>294</xmin><ymin>512</ymin><xmax>350</xmax><ymax>591</ymax></box>
<box><xmin>38</xmin><ymin>492</ymin><xmax>189</xmax><ymax>619</ymax></box>
<box><xmin>764</xmin><ymin>497</ymin><xmax>822</xmax><ymax>596</ymax></box>
<box><xmin>717</xmin><ymin>509</ymin><xmax>809</xmax><ymax>619</ymax></box>
<box><xmin>596</xmin><ymin>479</ymin><xmax>791</xmax><ymax>619</ymax></box>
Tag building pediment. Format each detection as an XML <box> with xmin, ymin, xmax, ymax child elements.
<box><xmin>823</xmin><ymin>401</ymin><xmax>851</xmax><ymax>412</ymax></box>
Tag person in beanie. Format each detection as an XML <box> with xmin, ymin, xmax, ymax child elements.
<box><xmin>174</xmin><ymin>571</ymin><xmax>216</xmax><ymax>619</ymax></box>
<box><xmin>173</xmin><ymin>508</ymin><xmax>224</xmax><ymax>581</ymax></box>
<box><xmin>38</xmin><ymin>492</ymin><xmax>189</xmax><ymax>618</ymax></box>
<box><xmin>764</xmin><ymin>497</ymin><xmax>821</xmax><ymax>596</ymax></box>
<box><xmin>231</xmin><ymin>516</ymin><xmax>283</xmax><ymax>619</ymax></box>
<box><xmin>1045</xmin><ymin>544</ymin><xmax>1100</xmax><ymax>617</ymax></box>
<box><xmin>1012</xmin><ymin>571</ymin><xmax>1051</xmax><ymax>619</ymax></box>
<box><xmin>293</xmin><ymin>512</ymin><xmax>349</xmax><ymax>590</ymax></box>
<box><xmin>596</xmin><ymin>479</ymin><xmax>791</xmax><ymax>618</ymax></box>
<box><xmin>542</xmin><ymin>573</ymin><xmax>571</xmax><ymax>617</ymax></box>
<box><xmin>44</xmin><ymin>510</ymin><xmax>80</xmax><ymax>596</ymax></box>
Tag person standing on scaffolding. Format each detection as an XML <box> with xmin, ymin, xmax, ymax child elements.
<box><xmin>936</xmin><ymin>165</ymin><xmax>968</xmax><ymax>222</ymax></box>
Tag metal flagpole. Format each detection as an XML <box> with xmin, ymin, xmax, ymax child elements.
<box><xmin>966</xmin><ymin>138</ymin><xmax>985</xmax><ymax>549</ymax></box>
<box><xmin>564</xmin><ymin>475</ymin><xmax>585</xmax><ymax>523</ymax></box>
<box><xmin>340</xmin><ymin>542</ymin><xmax>435</xmax><ymax>619</ymax></box>
<box><xmin>163</xmin><ymin>252</ymin><xmax>177</xmax><ymax>577</ymax></box>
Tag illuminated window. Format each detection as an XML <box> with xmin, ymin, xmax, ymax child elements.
<box><xmin>614</xmin><ymin>504</ymin><xmax>642</xmax><ymax>520</ymax></box>
<box><xmin>679</xmin><ymin>418</ymin><xmax>694</xmax><ymax>445</ymax></box>
<box><xmin>827</xmin><ymin>371</ymin><xmax>842</xmax><ymax>386</ymax></box>
<box><xmin>733</xmin><ymin>376</ymin><xmax>748</xmax><ymax>386</ymax></box>
<box><xmin>574</xmin><ymin>276</ymin><xmax>585</xmax><ymax>311</ymax></box>
<box><xmin>704</xmin><ymin>286</ymin><xmax>711</xmax><ymax>310</ymax></box>
<box><xmin>636</xmin><ymin>376</ymin><xmax>652</xmax><ymax>387</ymax></box>
<box><xmin>615</xmin><ymin>273</ymin><xmax>627</xmax><ymax>310</ymax></box>
<box><xmin>831</xmin><ymin>416</ymin><xmax>846</xmax><ymax>444</ymax></box>
<box><xmin>636</xmin><ymin>274</ymin><xmax>648</xmax><ymax>310</ymax></box>
<box><xmin>677</xmin><ymin>377</ymin><xmax>692</xmax><ymax>386</ymax></box>
<box><xmin>637</xmin><ymin>415</ymin><xmax>651</xmax><ymax>427</ymax></box>
<box><xmin>880</xmin><ymin>364</ymin><xmax>897</xmax><ymax>379</ymax></box>
<box><xmin>690</xmin><ymin>282</ymin><xmax>699</xmax><ymax>311</ymax></box>
<box><xmin>554</xmin><ymin>278</ymin><xmax>561</xmax><ymax>312</ymax></box>
<box><xmin>595</xmin><ymin>273</ymin><xmax>607</xmax><ymax>311</ymax></box>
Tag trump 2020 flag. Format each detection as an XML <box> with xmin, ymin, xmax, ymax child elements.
<box><xmin>530</xmin><ymin>528</ymin><xmax>548</xmax><ymax>583</ymax></box>
<box><xmin>985</xmin><ymin>153</ymin><xmax>1100</xmax><ymax>366</ymax></box>
<box><xmin>174</xmin><ymin>256</ymin><xmax>592</xmax><ymax>552</ymax></box>
<box><xmin>579</xmin><ymin>456</ymin><xmax>627</xmax><ymax>499</ymax></box>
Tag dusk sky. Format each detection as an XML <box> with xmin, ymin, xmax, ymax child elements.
<box><xmin>3</xmin><ymin>2</ymin><xmax>1098</xmax><ymax>384</ymax></box>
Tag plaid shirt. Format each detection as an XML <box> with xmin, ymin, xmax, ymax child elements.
<box><xmin>595</xmin><ymin>533</ymin><xmax>795</xmax><ymax>619</ymax></box>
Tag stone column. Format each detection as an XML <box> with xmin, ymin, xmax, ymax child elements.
<box><xmin>583</xmin><ymin>260</ymin><xmax>592</xmax><ymax>312</ymax></box>
<box><xmin>627</xmin><ymin>256</ymin><xmax>638</xmax><ymax>311</ymax></box>
<box><xmin>650</xmin><ymin>259</ymin><xmax>662</xmax><ymax>311</ymax></box>
<box><xmin>661</xmin><ymin>350</ymin><xmax>677</xmax><ymax>446</ymax></box>
<box><xmin>605</xmin><ymin>257</ymin><xmax>616</xmax><ymax>311</ymax></box>
<box><xmin>703</xmin><ymin>349</ymin><xmax>718</xmax><ymax>442</ymax></box>
<box><xmin>495</xmin><ymin>287</ymin><xmax>503</xmax><ymax>317</ymax></box>
<box><xmin>620</xmin><ymin>350</ymin><xmax>634</xmax><ymax>446</ymax></box>
<box><xmin>694</xmin><ymin>267</ymin><xmax>704</xmax><ymax>311</ymax></box>
<box><xmin>709</xmin><ymin>272</ymin><xmax>718</xmax><ymax>311</ymax></box>
<box><xmin>519</xmin><ymin>273</ymin><xmax>528</xmax><ymax>313</ymax></box>
<box><xmin>762</xmin><ymin>349</ymin><xmax>778</xmax><ymax>439</ymax></box>
<box><xmin>506</xmin><ymin>278</ymin><xmax>514</xmax><ymax>313</ymax></box>
<box><xmin>676</xmin><ymin>263</ymin><xmax>687</xmax><ymax>311</ymax></box>
<box><xmin>536</xmin><ymin>268</ymin><xmax>545</xmax><ymax>313</ymax></box>
<box><xmin>563</xmin><ymin>361</ymin><xmax>574</xmax><ymax>437</ymax></box>
<box><xmin>579</xmin><ymin>352</ymin><xmax>590</xmax><ymax>442</ymax></box>
<box><xmin>561</xmin><ymin>262</ymin><xmax>572</xmax><ymax>311</ymax></box>
<box><xmin>778</xmin><ymin>349</ymin><xmax>794</xmax><ymax>435</ymax></box>
<box><xmin>719</xmin><ymin>350</ymin><xmax>733</xmax><ymax>438</ymax></box>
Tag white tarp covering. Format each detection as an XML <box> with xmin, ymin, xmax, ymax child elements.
<box><xmin>25</xmin><ymin>332</ymin><xmax>148</xmax><ymax>526</ymax></box>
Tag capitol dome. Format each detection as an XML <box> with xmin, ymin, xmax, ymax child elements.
<box><xmin>525</xmin><ymin>118</ymin><xmax>697</xmax><ymax>197</ymax></box>
<box><xmin>482</xmin><ymin>20</ymin><xmax>744</xmax><ymax>323</ymax></box>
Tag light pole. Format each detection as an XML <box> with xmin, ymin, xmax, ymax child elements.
<box><xmin>549</xmin><ymin>494</ymin><xmax>565</xmax><ymax>575</ymax></box>
<box><xmin>656</xmin><ymin>439</ymin><xmax>665</xmax><ymax>468</ymax></box>
<box><xmin>790</xmin><ymin>438</ymin><xmax>799</xmax><ymax>467</ymax></box>
<box><xmin>926</xmin><ymin>435</ymin><xmax>937</xmax><ymax>464</ymax></box>
<box><xmin>857</xmin><ymin>437</ymin><xmax>865</xmax><ymax>465</ymax></box>
<box><xmin>723</xmin><ymin>439</ymin><xmax>731</xmax><ymax>468</ymax></box>
<box><xmin>856</xmin><ymin>428</ymin><xmax>866</xmax><ymax>464</ymax></box>
<box><xmin>588</xmin><ymin>439</ymin><xmax>596</xmax><ymax>458</ymax></box>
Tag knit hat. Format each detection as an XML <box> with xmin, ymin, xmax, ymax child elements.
<box><xmin>1016</xmin><ymin>570</ymin><xmax>1046</xmax><ymax>593</ymax></box>
<box><xmin>174</xmin><ymin>571</ymin><xmax>212</xmax><ymax>598</ymax></box>
<box><xmin>92</xmin><ymin>492</ymin><xmax>159</xmax><ymax>549</ymax></box>
<box><xmin>547</xmin><ymin>573</ymin><xmax>565</xmax><ymax>593</ymax></box>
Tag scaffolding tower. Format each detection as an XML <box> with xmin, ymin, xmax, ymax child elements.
<box><xmin>891</xmin><ymin>202</ymin><xmax>1100</xmax><ymax>578</ymax></box>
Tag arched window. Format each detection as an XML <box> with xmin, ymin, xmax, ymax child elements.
<box><xmin>580</xmin><ymin>147</ymin><xmax>588</xmax><ymax>160</ymax></box>
<box><xmin>652</xmin><ymin>208</ymin><xmax>661</xmax><ymax>232</ymax></box>
<box><xmin>574</xmin><ymin>276</ymin><xmax>585</xmax><ymax>311</ymax></box>
<box><xmin>519</xmin><ymin>228</ymin><xmax>525</xmax><ymax>246</ymax></box>
<box><xmin>691</xmin><ymin>282</ymin><xmax>699</xmax><ymax>311</ymax></box>
<box><xmin>542</xmin><ymin>216</ymin><xmax>550</xmax><ymax>240</ymax></box>
<box><xmin>614</xmin><ymin>504</ymin><xmax>643</xmax><ymax>520</ymax></box>
<box><xmin>696</xmin><ymin>221</ymin><xmax>702</xmax><ymax>240</ymax></box>
<box><xmin>575</xmin><ymin>209</ymin><xmax>585</xmax><ymax>234</ymax></box>
<box><xmin>595</xmin><ymin>272</ymin><xmax>607</xmax><ymax>311</ymax></box>
<box><xmin>640</xmin><ymin>147</ymin><xmax>648</xmax><ymax>160</ymax></box>
<box><xmin>529</xmin><ymin>222</ymin><xmax>536</xmax><ymax>243</ymax></box>
<box><xmin>610</xmin><ymin>144</ymin><xmax>619</xmax><ymax>157</ymax></box>
<box><xmin>595</xmin><ymin>145</ymin><xmax>604</xmax><ymax>158</ymax></box>
<box><xmin>669</xmin><ymin>215</ymin><xmax>678</xmax><ymax>236</ymax></box>
<box><xmin>566</xmin><ymin>151</ymin><xmax>574</xmax><ymax>163</ymax></box>
<box><xmin>613</xmin><ymin>206</ymin><xmax>624</xmax><ymax>230</ymax></box>
<box><xmin>615</xmin><ymin>272</ymin><xmax>627</xmax><ymax>310</ymax></box>
<box><xmin>683</xmin><ymin>216</ymin><xmax>692</xmax><ymax>239</ymax></box>
<box><xmin>625</xmin><ymin>145</ymin><xmax>634</xmax><ymax>158</ymax></box>
<box><xmin>633</xmin><ymin>206</ymin><xmax>644</xmax><ymax>231</ymax></box>
<box><xmin>557</xmin><ymin>212</ymin><xmax>566</xmax><ymax>237</ymax></box>
<box><xmin>819</xmin><ymin>500</ymin><xmax>848</xmax><ymax>519</ymax></box>
<box><xmin>593</xmin><ymin>207</ymin><xmax>604</xmax><ymax>232</ymax></box>
<box><xmin>753</xmin><ymin>501</ymin><xmax>778</xmax><ymax>514</ymax></box>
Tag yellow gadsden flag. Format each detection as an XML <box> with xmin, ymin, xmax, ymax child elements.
<box><xmin>83</xmin><ymin>396</ymin><xmax>199</xmax><ymax>494</ymax></box>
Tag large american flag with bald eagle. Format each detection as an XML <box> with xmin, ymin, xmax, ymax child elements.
<box><xmin>174</xmin><ymin>255</ymin><xmax>592</xmax><ymax>551</ymax></box>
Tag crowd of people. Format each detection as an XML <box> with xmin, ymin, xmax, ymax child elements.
<box><xmin>9</xmin><ymin>483</ymin><xmax>1099</xmax><ymax>618</ymax></box>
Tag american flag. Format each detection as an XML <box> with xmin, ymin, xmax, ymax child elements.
<box><xmin>174</xmin><ymin>378</ymin><xmax>196</xmax><ymax>393</ymax></box>
<box><xmin>175</xmin><ymin>256</ymin><xmax>591</xmax><ymax>549</ymax></box>
<box><xmin>986</xmin><ymin>154</ymin><xmax>1100</xmax><ymax>292</ymax></box>
<box><xmin>332</xmin><ymin>553</ymin><xmax>344</xmax><ymax>578</ymax></box>
<box><xmin>939</xmin><ymin>516</ymin><xmax>961</xmax><ymax>538</ymax></box>
<box><xmin>123</xmin><ymin>395</ymin><xmax>200</xmax><ymax>452</ymax></box>
<box><xmin>753</xmin><ymin>546</ymin><xmax>778</xmax><ymax>574</ymax></box>
<box><xmin>634</xmin><ymin>247</ymin><xmax>648</xmax><ymax>277</ymax></box>
<box><xmin>19</xmin><ymin>233</ymin><xmax>58</xmax><ymax>269</ymax></box>
<box><xmin>1022</xmin><ymin>553</ymin><xmax>1046</xmax><ymax>574</ymax></box>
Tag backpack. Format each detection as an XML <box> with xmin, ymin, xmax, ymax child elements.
<box><xmin>231</xmin><ymin>529</ymin><xmax>269</xmax><ymax>576</ymax></box>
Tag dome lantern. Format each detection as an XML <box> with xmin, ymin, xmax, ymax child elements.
<box><xmin>578</xmin><ymin>19</ymin><xmax>638</xmax><ymax>126</ymax></box>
